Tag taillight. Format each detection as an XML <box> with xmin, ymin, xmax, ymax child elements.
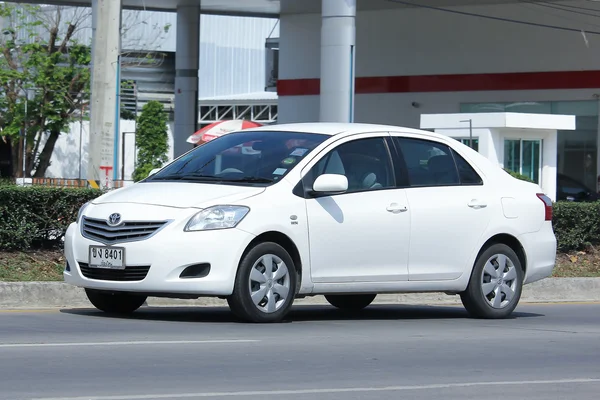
<box><xmin>536</xmin><ymin>193</ymin><xmax>553</xmax><ymax>221</ymax></box>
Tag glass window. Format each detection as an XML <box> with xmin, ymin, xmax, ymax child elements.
<box><xmin>504</xmin><ymin>139</ymin><xmax>521</xmax><ymax>174</ymax></box>
<box><xmin>522</xmin><ymin>140</ymin><xmax>541</xmax><ymax>183</ymax></box>
<box><xmin>454</xmin><ymin>138</ymin><xmax>479</xmax><ymax>152</ymax></box>
<box><xmin>503</xmin><ymin>139</ymin><xmax>541</xmax><ymax>183</ymax></box>
<box><xmin>149</xmin><ymin>130</ymin><xmax>328</xmax><ymax>185</ymax></box>
<box><xmin>396</xmin><ymin>138</ymin><xmax>460</xmax><ymax>187</ymax></box>
<box><xmin>452</xmin><ymin>149</ymin><xmax>483</xmax><ymax>185</ymax></box>
<box><xmin>306</xmin><ymin>137</ymin><xmax>395</xmax><ymax>193</ymax></box>
<box><xmin>558</xmin><ymin>115</ymin><xmax>598</xmax><ymax>191</ymax></box>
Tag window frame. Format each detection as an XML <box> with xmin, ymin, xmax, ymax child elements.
<box><xmin>389</xmin><ymin>135</ymin><xmax>484</xmax><ymax>188</ymax></box>
<box><xmin>293</xmin><ymin>134</ymin><xmax>400</xmax><ymax>199</ymax></box>
<box><xmin>503</xmin><ymin>138</ymin><xmax>542</xmax><ymax>184</ymax></box>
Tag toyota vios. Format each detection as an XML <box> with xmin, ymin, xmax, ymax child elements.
<box><xmin>63</xmin><ymin>123</ymin><xmax>557</xmax><ymax>323</ymax></box>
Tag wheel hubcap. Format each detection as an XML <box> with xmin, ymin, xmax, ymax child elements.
<box><xmin>480</xmin><ymin>254</ymin><xmax>518</xmax><ymax>309</ymax></box>
<box><xmin>249</xmin><ymin>254</ymin><xmax>291</xmax><ymax>314</ymax></box>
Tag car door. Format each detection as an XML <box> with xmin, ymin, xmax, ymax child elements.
<box><xmin>391</xmin><ymin>135</ymin><xmax>493</xmax><ymax>281</ymax></box>
<box><xmin>300</xmin><ymin>134</ymin><xmax>411</xmax><ymax>283</ymax></box>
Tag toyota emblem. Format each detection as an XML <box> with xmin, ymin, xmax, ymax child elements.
<box><xmin>107</xmin><ymin>213</ymin><xmax>122</xmax><ymax>226</ymax></box>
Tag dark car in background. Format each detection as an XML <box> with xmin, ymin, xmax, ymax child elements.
<box><xmin>557</xmin><ymin>173</ymin><xmax>600</xmax><ymax>202</ymax></box>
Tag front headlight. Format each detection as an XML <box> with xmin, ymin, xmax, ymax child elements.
<box><xmin>77</xmin><ymin>202</ymin><xmax>90</xmax><ymax>224</ymax></box>
<box><xmin>184</xmin><ymin>205</ymin><xmax>250</xmax><ymax>232</ymax></box>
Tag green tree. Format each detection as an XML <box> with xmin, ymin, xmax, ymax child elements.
<box><xmin>0</xmin><ymin>4</ymin><xmax>92</xmax><ymax>178</ymax></box>
<box><xmin>0</xmin><ymin>3</ymin><xmax>170</xmax><ymax>178</ymax></box>
<box><xmin>133</xmin><ymin>101</ymin><xmax>169</xmax><ymax>182</ymax></box>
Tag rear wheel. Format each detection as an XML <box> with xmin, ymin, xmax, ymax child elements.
<box><xmin>325</xmin><ymin>294</ymin><xmax>376</xmax><ymax>311</ymax></box>
<box><xmin>227</xmin><ymin>242</ymin><xmax>297</xmax><ymax>323</ymax></box>
<box><xmin>460</xmin><ymin>243</ymin><xmax>524</xmax><ymax>319</ymax></box>
<box><xmin>85</xmin><ymin>289</ymin><xmax>147</xmax><ymax>314</ymax></box>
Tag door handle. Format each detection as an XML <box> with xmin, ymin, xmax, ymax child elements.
<box><xmin>386</xmin><ymin>203</ymin><xmax>408</xmax><ymax>214</ymax></box>
<box><xmin>468</xmin><ymin>199</ymin><xmax>487</xmax><ymax>209</ymax></box>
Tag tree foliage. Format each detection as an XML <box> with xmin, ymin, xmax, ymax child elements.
<box><xmin>0</xmin><ymin>3</ymin><xmax>170</xmax><ymax>179</ymax></box>
<box><xmin>132</xmin><ymin>101</ymin><xmax>169</xmax><ymax>182</ymax></box>
<box><xmin>0</xmin><ymin>3</ymin><xmax>92</xmax><ymax>178</ymax></box>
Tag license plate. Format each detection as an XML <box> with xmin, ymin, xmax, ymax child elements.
<box><xmin>89</xmin><ymin>246</ymin><xmax>126</xmax><ymax>269</ymax></box>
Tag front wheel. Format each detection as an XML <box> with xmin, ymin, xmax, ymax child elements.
<box><xmin>85</xmin><ymin>289</ymin><xmax>147</xmax><ymax>314</ymax></box>
<box><xmin>460</xmin><ymin>243</ymin><xmax>524</xmax><ymax>319</ymax></box>
<box><xmin>325</xmin><ymin>294</ymin><xmax>376</xmax><ymax>311</ymax></box>
<box><xmin>227</xmin><ymin>242</ymin><xmax>297</xmax><ymax>323</ymax></box>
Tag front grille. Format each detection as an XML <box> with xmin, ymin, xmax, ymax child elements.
<box><xmin>82</xmin><ymin>217</ymin><xmax>168</xmax><ymax>244</ymax></box>
<box><xmin>79</xmin><ymin>262</ymin><xmax>150</xmax><ymax>282</ymax></box>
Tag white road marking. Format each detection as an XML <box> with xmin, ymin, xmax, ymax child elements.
<box><xmin>0</xmin><ymin>339</ymin><xmax>259</xmax><ymax>349</ymax></box>
<box><xmin>31</xmin><ymin>378</ymin><xmax>600</xmax><ymax>399</ymax></box>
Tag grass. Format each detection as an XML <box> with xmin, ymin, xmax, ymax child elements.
<box><xmin>1</xmin><ymin>248</ymin><xmax>599</xmax><ymax>282</ymax></box>
<box><xmin>0</xmin><ymin>250</ymin><xmax>65</xmax><ymax>282</ymax></box>
<box><xmin>553</xmin><ymin>248</ymin><xmax>600</xmax><ymax>278</ymax></box>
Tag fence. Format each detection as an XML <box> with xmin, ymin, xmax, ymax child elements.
<box><xmin>30</xmin><ymin>178</ymin><xmax>129</xmax><ymax>189</ymax></box>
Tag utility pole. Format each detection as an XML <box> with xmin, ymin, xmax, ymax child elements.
<box><xmin>88</xmin><ymin>0</ymin><xmax>122</xmax><ymax>189</ymax></box>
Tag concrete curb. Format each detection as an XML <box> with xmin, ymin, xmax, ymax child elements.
<box><xmin>1</xmin><ymin>277</ymin><xmax>599</xmax><ymax>309</ymax></box>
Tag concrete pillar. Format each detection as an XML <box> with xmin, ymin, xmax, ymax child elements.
<box><xmin>174</xmin><ymin>4</ymin><xmax>200</xmax><ymax>158</ymax></box>
<box><xmin>88</xmin><ymin>0</ymin><xmax>122</xmax><ymax>188</ymax></box>
<box><xmin>320</xmin><ymin>0</ymin><xmax>356</xmax><ymax>123</ymax></box>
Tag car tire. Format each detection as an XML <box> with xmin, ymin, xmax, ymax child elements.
<box><xmin>227</xmin><ymin>242</ymin><xmax>298</xmax><ymax>323</ymax></box>
<box><xmin>325</xmin><ymin>294</ymin><xmax>376</xmax><ymax>311</ymax></box>
<box><xmin>460</xmin><ymin>243</ymin><xmax>524</xmax><ymax>319</ymax></box>
<box><xmin>85</xmin><ymin>289</ymin><xmax>147</xmax><ymax>314</ymax></box>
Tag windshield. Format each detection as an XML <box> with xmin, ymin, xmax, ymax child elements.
<box><xmin>147</xmin><ymin>130</ymin><xmax>329</xmax><ymax>185</ymax></box>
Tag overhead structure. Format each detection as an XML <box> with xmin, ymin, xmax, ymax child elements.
<box><xmin>319</xmin><ymin>0</ymin><xmax>356</xmax><ymax>123</ymax></box>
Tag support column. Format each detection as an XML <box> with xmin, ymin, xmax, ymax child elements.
<box><xmin>320</xmin><ymin>0</ymin><xmax>356</xmax><ymax>123</ymax></box>
<box><xmin>174</xmin><ymin>4</ymin><xmax>200</xmax><ymax>158</ymax></box>
<box><xmin>88</xmin><ymin>0</ymin><xmax>122</xmax><ymax>189</ymax></box>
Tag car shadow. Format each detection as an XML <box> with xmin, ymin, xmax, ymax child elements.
<box><xmin>59</xmin><ymin>303</ymin><xmax>544</xmax><ymax>324</ymax></box>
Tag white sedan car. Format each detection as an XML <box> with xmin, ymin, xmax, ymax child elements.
<box><xmin>63</xmin><ymin>123</ymin><xmax>556</xmax><ymax>323</ymax></box>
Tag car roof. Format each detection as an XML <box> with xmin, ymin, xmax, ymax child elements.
<box><xmin>244</xmin><ymin>122</ymin><xmax>447</xmax><ymax>141</ymax></box>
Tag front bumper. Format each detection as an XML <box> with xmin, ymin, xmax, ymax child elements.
<box><xmin>63</xmin><ymin>204</ymin><xmax>256</xmax><ymax>297</ymax></box>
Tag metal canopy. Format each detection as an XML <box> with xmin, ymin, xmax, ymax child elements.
<box><xmin>8</xmin><ymin>0</ymin><xmax>568</xmax><ymax>17</ymax></box>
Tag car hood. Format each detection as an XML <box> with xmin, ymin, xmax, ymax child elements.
<box><xmin>92</xmin><ymin>182</ymin><xmax>266</xmax><ymax>209</ymax></box>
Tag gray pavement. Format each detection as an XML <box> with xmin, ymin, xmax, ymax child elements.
<box><xmin>1</xmin><ymin>303</ymin><xmax>599</xmax><ymax>400</ymax></box>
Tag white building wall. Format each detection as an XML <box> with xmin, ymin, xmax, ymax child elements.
<box><xmin>278</xmin><ymin>1</ymin><xmax>600</xmax><ymax>125</ymax></box>
<box><xmin>44</xmin><ymin>119</ymin><xmax>175</xmax><ymax>181</ymax></box>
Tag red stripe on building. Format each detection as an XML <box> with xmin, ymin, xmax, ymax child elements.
<box><xmin>277</xmin><ymin>70</ymin><xmax>600</xmax><ymax>96</ymax></box>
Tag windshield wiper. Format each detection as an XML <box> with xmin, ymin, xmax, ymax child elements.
<box><xmin>151</xmin><ymin>173</ymin><xmax>223</xmax><ymax>181</ymax></box>
<box><xmin>151</xmin><ymin>174</ymin><xmax>273</xmax><ymax>184</ymax></box>
<box><xmin>222</xmin><ymin>176</ymin><xmax>274</xmax><ymax>184</ymax></box>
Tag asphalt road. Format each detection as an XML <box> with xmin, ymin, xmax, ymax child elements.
<box><xmin>1</xmin><ymin>302</ymin><xmax>599</xmax><ymax>400</ymax></box>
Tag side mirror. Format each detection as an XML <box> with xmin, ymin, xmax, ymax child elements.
<box><xmin>148</xmin><ymin>168</ymin><xmax>161</xmax><ymax>177</ymax></box>
<box><xmin>312</xmin><ymin>174</ymin><xmax>348</xmax><ymax>194</ymax></box>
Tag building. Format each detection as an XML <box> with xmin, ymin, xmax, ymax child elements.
<box><xmin>275</xmin><ymin>0</ymin><xmax>600</xmax><ymax>195</ymax></box>
<box><xmin>6</xmin><ymin>0</ymin><xmax>600</xmax><ymax>196</ymax></box>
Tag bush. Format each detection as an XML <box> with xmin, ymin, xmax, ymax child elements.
<box><xmin>504</xmin><ymin>168</ymin><xmax>534</xmax><ymax>183</ymax></box>
<box><xmin>553</xmin><ymin>201</ymin><xmax>600</xmax><ymax>252</ymax></box>
<box><xmin>0</xmin><ymin>185</ymin><xmax>599</xmax><ymax>255</ymax></box>
<box><xmin>0</xmin><ymin>186</ymin><xmax>101</xmax><ymax>251</ymax></box>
